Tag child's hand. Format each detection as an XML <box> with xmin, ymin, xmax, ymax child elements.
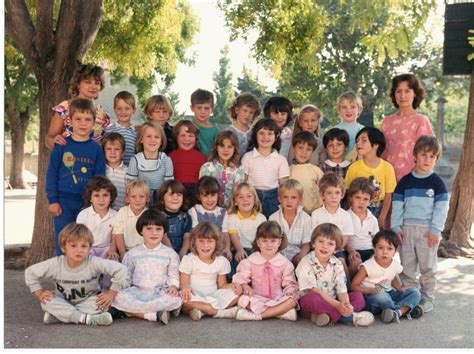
<box><xmin>230</xmin><ymin>283</ymin><xmax>242</xmax><ymax>295</ymax></box>
<box><xmin>336</xmin><ymin>301</ymin><xmax>352</xmax><ymax>317</ymax></box>
<box><xmin>180</xmin><ymin>285</ymin><xmax>193</xmax><ymax>302</ymax></box>
<box><xmin>96</xmin><ymin>290</ymin><xmax>117</xmax><ymax>310</ymax></box>
<box><xmin>34</xmin><ymin>289</ymin><xmax>54</xmax><ymax>304</ymax></box>
<box><xmin>165</xmin><ymin>285</ymin><xmax>179</xmax><ymax>297</ymax></box>
<box><xmin>235</xmin><ymin>250</ymin><xmax>247</xmax><ymax>262</ymax></box>
<box><xmin>425</xmin><ymin>232</ymin><xmax>440</xmax><ymax>248</ymax></box>
<box><xmin>53</xmin><ymin>134</ymin><xmax>67</xmax><ymax>146</ymax></box>
<box><xmin>396</xmin><ymin>231</ymin><xmax>406</xmax><ymax>244</ymax></box>
<box><xmin>348</xmin><ymin>251</ymin><xmax>361</xmax><ymax>263</ymax></box>
<box><xmin>48</xmin><ymin>203</ymin><xmax>62</xmax><ymax>217</ymax></box>
<box><xmin>178</xmin><ymin>251</ymin><xmax>186</xmax><ymax>260</ymax></box>
<box><xmin>242</xmin><ymin>284</ymin><xmax>253</xmax><ymax>297</ymax></box>
<box><xmin>377</xmin><ymin>215</ymin><xmax>385</xmax><ymax>229</ymax></box>
<box><xmin>105</xmin><ymin>249</ymin><xmax>119</xmax><ymax>261</ymax></box>
<box><xmin>222</xmin><ymin>248</ymin><xmax>233</xmax><ymax>262</ymax></box>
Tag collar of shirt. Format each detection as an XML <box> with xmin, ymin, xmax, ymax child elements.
<box><xmin>322</xmin><ymin>205</ymin><xmax>342</xmax><ymax>216</ymax></box>
<box><xmin>411</xmin><ymin>170</ymin><xmax>434</xmax><ymax>179</ymax></box>
<box><xmin>308</xmin><ymin>251</ymin><xmax>339</xmax><ymax>267</ymax></box>
<box><xmin>247</xmin><ymin>251</ymin><xmax>288</xmax><ymax>266</ymax></box>
<box><xmin>237</xmin><ymin>210</ymin><xmax>257</xmax><ymax>220</ymax></box>
<box><xmin>277</xmin><ymin>205</ymin><xmax>305</xmax><ymax>220</ymax></box>
<box><xmin>90</xmin><ymin>206</ymin><xmax>113</xmax><ymax>220</ymax></box>
<box><xmin>106</xmin><ymin>161</ymin><xmax>125</xmax><ymax>171</ymax></box>
<box><xmin>127</xmin><ymin>205</ymin><xmax>147</xmax><ymax>217</ymax></box>
<box><xmin>324</xmin><ymin>159</ymin><xmax>351</xmax><ymax>168</ymax></box>
<box><xmin>196</xmin><ymin>204</ymin><xmax>223</xmax><ymax>217</ymax></box>
<box><xmin>252</xmin><ymin>148</ymin><xmax>278</xmax><ymax>158</ymax></box>
<box><xmin>142</xmin><ymin>243</ymin><xmax>163</xmax><ymax>251</ymax></box>
<box><xmin>348</xmin><ymin>207</ymin><xmax>375</xmax><ymax>222</ymax></box>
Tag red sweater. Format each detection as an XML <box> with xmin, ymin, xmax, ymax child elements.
<box><xmin>169</xmin><ymin>148</ymin><xmax>207</xmax><ymax>184</ymax></box>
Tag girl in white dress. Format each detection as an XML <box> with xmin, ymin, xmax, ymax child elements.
<box><xmin>179</xmin><ymin>221</ymin><xmax>243</xmax><ymax>321</ymax></box>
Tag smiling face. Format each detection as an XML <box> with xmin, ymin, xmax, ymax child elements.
<box><xmin>126</xmin><ymin>189</ymin><xmax>149</xmax><ymax>214</ymax></box>
<box><xmin>114</xmin><ymin>99</ymin><xmax>135</xmax><ymax>126</ymax></box>
<box><xmin>191</xmin><ymin>103</ymin><xmax>213</xmax><ymax>124</ymax></box>
<box><xmin>199</xmin><ymin>192</ymin><xmax>219</xmax><ymax>211</ymax></box>
<box><xmin>70</xmin><ymin>111</ymin><xmax>94</xmax><ymax>140</ymax></box>
<box><xmin>141</xmin><ymin>224</ymin><xmax>165</xmax><ymax>249</ymax></box>
<box><xmin>256</xmin><ymin>236</ymin><xmax>281</xmax><ymax>259</ymax></box>
<box><xmin>64</xmin><ymin>239</ymin><xmax>91</xmax><ymax>268</ymax></box>
<box><xmin>293</xmin><ymin>142</ymin><xmax>313</xmax><ymax>164</ymax></box>
<box><xmin>394</xmin><ymin>81</ymin><xmax>416</xmax><ymax>110</ymax></box>
<box><xmin>269</xmin><ymin>111</ymin><xmax>288</xmax><ymax>129</ymax></box>
<box><xmin>312</xmin><ymin>235</ymin><xmax>337</xmax><ymax>264</ymax></box>
<box><xmin>299</xmin><ymin>111</ymin><xmax>319</xmax><ymax>133</ymax></box>
<box><xmin>176</xmin><ymin>126</ymin><xmax>197</xmax><ymax>151</ymax></box>
<box><xmin>235</xmin><ymin>186</ymin><xmax>256</xmax><ymax>215</ymax></box>
<box><xmin>256</xmin><ymin>128</ymin><xmax>276</xmax><ymax>150</ymax></box>
<box><xmin>414</xmin><ymin>150</ymin><xmax>438</xmax><ymax>175</ymax></box>
<box><xmin>163</xmin><ymin>188</ymin><xmax>183</xmax><ymax>213</ymax></box>
<box><xmin>150</xmin><ymin>106</ymin><xmax>171</xmax><ymax>126</ymax></box>
<box><xmin>217</xmin><ymin>138</ymin><xmax>236</xmax><ymax>165</ymax></box>
<box><xmin>338</xmin><ymin>99</ymin><xmax>360</xmax><ymax>124</ymax></box>
<box><xmin>195</xmin><ymin>237</ymin><xmax>217</xmax><ymax>260</ymax></box>
<box><xmin>278</xmin><ymin>189</ymin><xmax>301</xmax><ymax>213</ymax></box>
<box><xmin>326</xmin><ymin>139</ymin><xmax>346</xmax><ymax>162</ymax></box>
<box><xmin>373</xmin><ymin>238</ymin><xmax>396</xmax><ymax>266</ymax></box>
<box><xmin>235</xmin><ymin>105</ymin><xmax>257</xmax><ymax>127</ymax></box>
<box><xmin>104</xmin><ymin>141</ymin><xmax>124</xmax><ymax>167</ymax></box>
<box><xmin>77</xmin><ymin>77</ymin><xmax>101</xmax><ymax>100</ymax></box>
<box><xmin>141</xmin><ymin>126</ymin><xmax>162</xmax><ymax>154</ymax></box>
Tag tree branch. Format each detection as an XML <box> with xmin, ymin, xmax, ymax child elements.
<box><xmin>36</xmin><ymin>0</ymin><xmax>55</xmax><ymax>62</ymax></box>
<box><xmin>5</xmin><ymin>0</ymin><xmax>37</xmax><ymax>71</ymax></box>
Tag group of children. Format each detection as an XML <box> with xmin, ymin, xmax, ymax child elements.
<box><xmin>26</xmin><ymin>75</ymin><xmax>449</xmax><ymax>329</ymax></box>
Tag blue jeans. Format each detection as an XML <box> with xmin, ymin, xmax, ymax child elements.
<box><xmin>256</xmin><ymin>188</ymin><xmax>279</xmax><ymax>219</ymax></box>
<box><xmin>364</xmin><ymin>288</ymin><xmax>421</xmax><ymax>314</ymax></box>
<box><xmin>53</xmin><ymin>194</ymin><xmax>84</xmax><ymax>255</ymax></box>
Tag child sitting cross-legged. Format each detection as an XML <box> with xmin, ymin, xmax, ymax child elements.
<box><xmin>296</xmin><ymin>223</ymin><xmax>374</xmax><ymax>327</ymax></box>
<box><xmin>351</xmin><ymin>230</ymin><xmax>423</xmax><ymax>323</ymax></box>
<box><xmin>25</xmin><ymin>223</ymin><xmax>128</xmax><ymax>326</ymax></box>
<box><xmin>179</xmin><ymin>221</ymin><xmax>242</xmax><ymax>321</ymax></box>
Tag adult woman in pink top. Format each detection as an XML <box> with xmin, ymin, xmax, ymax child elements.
<box><xmin>381</xmin><ymin>73</ymin><xmax>434</xmax><ymax>181</ymax></box>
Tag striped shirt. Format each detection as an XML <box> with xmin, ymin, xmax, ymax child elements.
<box><xmin>105</xmin><ymin>123</ymin><xmax>137</xmax><ymax>166</ymax></box>
<box><xmin>106</xmin><ymin>162</ymin><xmax>128</xmax><ymax>210</ymax></box>
<box><xmin>126</xmin><ymin>152</ymin><xmax>174</xmax><ymax>193</ymax></box>
<box><xmin>241</xmin><ymin>148</ymin><xmax>290</xmax><ymax>190</ymax></box>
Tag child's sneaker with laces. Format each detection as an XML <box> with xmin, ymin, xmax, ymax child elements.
<box><xmin>89</xmin><ymin>312</ymin><xmax>113</xmax><ymax>326</ymax></box>
<box><xmin>43</xmin><ymin>312</ymin><xmax>61</xmax><ymax>325</ymax></box>
<box><xmin>352</xmin><ymin>311</ymin><xmax>374</xmax><ymax>326</ymax></box>
<box><xmin>214</xmin><ymin>306</ymin><xmax>239</xmax><ymax>319</ymax></box>
<box><xmin>189</xmin><ymin>308</ymin><xmax>203</xmax><ymax>321</ymax></box>
<box><xmin>108</xmin><ymin>306</ymin><xmax>126</xmax><ymax>319</ymax></box>
<box><xmin>236</xmin><ymin>308</ymin><xmax>262</xmax><ymax>321</ymax></box>
<box><xmin>310</xmin><ymin>313</ymin><xmax>331</xmax><ymax>327</ymax></box>
<box><xmin>156</xmin><ymin>310</ymin><xmax>170</xmax><ymax>325</ymax></box>
<box><xmin>277</xmin><ymin>308</ymin><xmax>297</xmax><ymax>321</ymax></box>
<box><xmin>381</xmin><ymin>308</ymin><xmax>401</xmax><ymax>323</ymax></box>
<box><xmin>420</xmin><ymin>300</ymin><xmax>434</xmax><ymax>313</ymax></box>
<box><xmin>407</xmin><ymin>305</ymin><xmax>424</xmax><ymax>320</ymax></box>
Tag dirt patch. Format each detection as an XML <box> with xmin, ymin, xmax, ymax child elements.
<box><xmin>4</xmin><ymin>245</ymin><xmax>29</xmax><ymax>270</ymax></box>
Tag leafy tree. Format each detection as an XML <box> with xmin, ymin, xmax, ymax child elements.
<box><xmin>212</xmin><ymin>45</ymin><xmax>235</xmax><ymax>127</ymax></box>
<box><xmin>5</xmin><ymin>0</ymin><xmax>198</xmax><ymax>265</ymax></box>
<box><xmin>236</xmin><ymin>66</ymin><xmax>272</xmax><ymax>110</ymax></box>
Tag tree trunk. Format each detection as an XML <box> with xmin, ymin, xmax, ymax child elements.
<box><xmin>439</xmin><ymin>70</ymin><xmax>474</xmax><ymax>258</ymax></box>
<box><xmin>5</xmin><ymin>103</ymin><xmax>30</xmax><ymax>189</ymax></box>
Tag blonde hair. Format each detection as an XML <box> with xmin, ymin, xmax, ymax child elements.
<box><xmin>278</xmin><ymin>179</ymin><xmax>304</xmax><ymax>198</ymax></box>
<box><xmin>293</xmin><ymin>104</ymin><xmax>322</xmax><ymax>137</ymax></box>
<box><xmin>136</xmin><ymin>121</ymin><xmax>167</xmax><ymax>152</ymax></box>
<box><xmin>60</xmin><ymin>223</ymin><xmax>94</xmax><ymax>252</ymax></box>
<box><xmin>143</xmin><ymin>95</ymin><xmax>174</xmax><ymax>118</ymax></box>
<box><xmin>227</xmin><ymin>183</ymin><xmax>262</xmax><ymax>214</ymax></box>
<box><xmin>336</xmin><ymin>91</ymin><xmax>363</xmax><ymax>113</ymax></box>
<box><xmin>125</xmin><ymin>179</ymin><xmax>151</xmax><ymax>201</ymax></box>
<box><xmin>190</xmin><ymin>221</ymin><xmax>222</xmax><ymax>258</ymax></box>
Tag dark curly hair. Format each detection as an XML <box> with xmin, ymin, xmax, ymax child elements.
<box><xmin>389</xmin><ymin>73</ymin><xmax>425</xmax><ymax>109</ymax></box>
<box><xmin>83</xmin><ymin>176</ymin><xmax>117</xmax><ymax>208</ymax></box>
<box><xmin>69</xmin><ymin>63</ymin><xmax>105</xmax><ymax>98</ymax></box>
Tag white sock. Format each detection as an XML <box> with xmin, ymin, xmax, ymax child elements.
<box><xmin>79</xmin><ymin>314</ymin><xmax>89</xmax><ymax>324</ymax></box>
<box><xmin>144</xmin><ymin>313</ymin><xmax>157</xmax><ymax>322</ymax></box>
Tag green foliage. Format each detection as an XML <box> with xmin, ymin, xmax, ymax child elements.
<box><xmin>86</xmin><ymin>0</ymin><xmax>199</xmax><ymax>103</ymax></box>
<box><xmin>236</xmin><ymin>66</ymin><xmax>273</xmax><ymax>109</ymax></box>
<box><xmin>212</xmin><ymin>46</ymin><xmax>235</xmax><ymax>126</ymax></box>
<box><xmin>160</xmin><ymin>83</ymin><xmax>186</xmax><ymax>123</ymax></box>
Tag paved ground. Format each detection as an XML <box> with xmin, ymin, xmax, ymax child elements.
<box><xmin>4</xmin><ymin>189</ymin><xmax>474</xmax><ymax>348</ymax></box>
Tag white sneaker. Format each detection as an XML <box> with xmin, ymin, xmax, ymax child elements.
<box><xmin>420</xmin><ymin>300</ymin><xmax>434</xmax><ymax>313</ymax></box>
<box><xmin>172</xmin><ymin>307</ymin><xmax>181</xmax><ymax>318</ymax></box>
<box><xmin>157</xmin><ymin>310</ymin><xmax>170</xmax><ymax>325</ymax></box>
<box><xmin>236</xmin><ymin>308</ymin><xmax>262</xmax><ymax>321</ymax></box>
<box><xmin>89</xmin><ymin>312</ymin><xmax>113</xmax><ymax>326</ymax></box>
<box><xmin>352</xmin><ymin>311</ymin><xmax>374</xmax><ymax>327</ymax></box>
<box><xmin>189</xmin><ymin>308</ymin><xmax>203</xmax><ymax>321</ymax></box>
<box><xmin>310</xmin><ymin>313</ymin><xmax>330</xmax><ymax>327</ymax></box>
<box><xmin>43</xmin><ymin>312</ymin><xmax>60</xmax><ymax>325</ymax></box>
<box><xmin>214</xmin><ymin>306</ymin><xmax>239</xmax><ymax>319</ymax></box>
<box><xmin>278</xmin><ymin>308</ymin><xmax>297</xmax><ymax>321</ymax></box>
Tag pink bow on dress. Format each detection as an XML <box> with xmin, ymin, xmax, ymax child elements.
<box><xmin>261</xmin><ymin>262</ymin><xmax>275</xmax><ymax>299</ymax></box>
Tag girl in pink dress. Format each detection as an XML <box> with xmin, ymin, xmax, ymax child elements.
<box><xmin>232</xmin><ymin>221</ymin><xmax>299</xmax><ymax>321</ymax></box>
<box><xmin>381</xmin><ymin>74</ymin><xmax>434</xmax><ymax>182</ymax></box>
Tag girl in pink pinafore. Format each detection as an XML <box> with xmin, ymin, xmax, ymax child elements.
<box><xmin>232</xmin><ymin>221</ymin><xmax>299</xmax><ymax>321</ymax></box>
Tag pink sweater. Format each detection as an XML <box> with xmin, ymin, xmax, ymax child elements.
<box><xmin>381</xmin><ymin>112</ymin><xmax>434</xmax><ymax>181</ymax></box>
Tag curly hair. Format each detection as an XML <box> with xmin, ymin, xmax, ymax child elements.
<box><xmin>83</xmin><ymin>176</ymin><xmax>117</xmax><ymax>207</ymax></box>
<box><xmin>69</xmin><ymin>63</ymin><xmax>105</xmax><ymax>97</ymax></box>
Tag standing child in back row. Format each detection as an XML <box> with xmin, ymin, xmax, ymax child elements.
<box><xmin>190</xmin><ymin>89</ymin><xmax>219</xmax><ymax>157</ymax></box>
<box><xmin>102</xmin><ymin>133</ymin><xmax>127</xmax><ymax>210</ymax></box>
<box><xmin>264</xmin><ymin>96</ymin><xmax>294</xmax><ymax>158</ymax></box>
<box><xmin>391</xmin><ymin>136</ymin><xmax>448</xmax><ymax>314</ymax></box>
<box><xmin>46</xmin><ymin>98</ymin><xmax>106</xmax><ymax>255</ymax></box>
<box><xmin>143</xmin><ymin>94</ymin><xmax>176</xmax><ymax>155</ymax></box>
<box><xmin>334</xmin><ymin>91</ymin><xmax>365</xmax><ymax>160</ymax></box>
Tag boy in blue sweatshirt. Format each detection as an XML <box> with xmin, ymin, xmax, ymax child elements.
<box><xmin>46</xmin><ymin>99</ymin><xmax>106</xmax><ymax>255</ymax></box>
<box><xmin>391</xmin><ymin>136</ymin><xmax>448</xmax><ymax>314</ymax></box>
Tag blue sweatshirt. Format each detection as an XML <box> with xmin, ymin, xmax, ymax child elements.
<box><xmin>391</xmin><ymin>171</ymin><xmax>448</xmax><ymax>237</ymax></box>
<box><xmin>46</xmin><ymin>137</ymin><xmax>106</xmax><ymax>204</ymax></box>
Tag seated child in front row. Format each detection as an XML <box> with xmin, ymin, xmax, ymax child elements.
<box><xmin>154</xmin><ymin>180</ymin><xmax>192</xmax><ymax>259</ymax></box>
<box><xmin>345</xmin><ymin>127</ymin><xmax>396</xmax><ymax>228</ymax></box>
<box><xmin>102</xmin><ymin>132</ymin><xmax>128</xmax><ymax>210</ymax></box>
<box><xmin>351</xmin><ymin>230</ymin><xmax>423</xmax><ymax>323</ymax></box>
<box><xmin>110</xmin><ymin>209</ymin><xmax>182</xmax><ymax>325</ymax></box>
<box><xmin>289</xmin><ymin>131</ymin><xmax>324</xmax><ymax>214</ymax></box>
<box><xmin>296</xmin><ymin>223</ymin><xmax>374</xmax><ymax>327</ymax></box>
<box><xmin>179</xmin><ymin>222</ymin><xmax>242</xmax><ymax>321</ymax></box>
<box><xmin>232</xmin><ymin>221</ymin><xmax>299</xmax><ymax>321</ymax></box>
<box><xmin>319</xmin><ymin>128</ymin><xmax>351</xmax><ymax>178</ymax></box>
<box><xmin>345</xmin><ymin>177</ymin><xmax>380</xmax><ymax>279</ymax></box>
<box><xmin>188</xmin><ymin>176</ymin><xmax>232</xmax><ymax>261</ymax></box>
<box><xmin>311</xmin><ymin>173</ymin><xmax>354</xmax><ymax>278</ymax></box>
<box><xmin>269</xmin><ymin>179</ymin><xmax>312</xmax><ymax>266</ymax></box>
<box><xmin>25</xmin><ymin>223</ymin><xmax>128</xmax><ymax>326</ymax></box>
